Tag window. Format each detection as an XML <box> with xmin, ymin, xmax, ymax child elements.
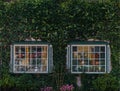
<box><xmin>10</xmin><ymin>42</ymin><xmax>53</xmax><ymax>73</ymax></box>
<box><xmin>66</xmin><ymin>41</ymin><xmax>111</xmax><ymax>74</ymax></box>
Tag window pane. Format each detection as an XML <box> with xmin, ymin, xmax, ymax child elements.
<box><xmin>78</xmin><ymin>46</ymin><xmax>83</xmax><ymax>52</ymax></box>
<box><xmin>100</xmin><ymin>53</ymin><xmax>105</xmax><ymax>58</ymax></box>
<box><xmin>84</xmin><ymin>53</ymin><xmax>88</xmax><ymax>58</ymax></box>
<box><xmin>37</xmin><ymin>46</ymin><xmax>41</xmax><ymax>52</ymax></box>
<box><xmin>72</xmin><ymin>59</ymin><xmax>77</xmax><ymax>65</ymax></box>
<box><xmin>84</xmin><ymin>59</ymin><xmax>88</xmax><ymax>65</ymax></box>
<box><xmin>84</xmin><ymin>46</ymin><xmax>88</xmax><ymax>52</ymax></box>
<box><xmin>78</xmin><ymin>66</ymin><xmax>83</xmax><ymax>72</ymax></box>
<box><xmin>70</xmin><ymin>45</ymin><xmax>106</xmax><ymax>73</ymax></box>
<box><xmin>42</xmin><ymin>66</ymin><xmax>47</xmax><ymax>72</ymax></box>
<box><xmin>89</xmin><ymin>46</ymin><xmax>94</xmax><ymax>52</ymax></box>
<box><xmin>95</xmin><ymin>46</ymin><xmax>99</xmax><ymax>52</ymax></box>
<box><xmin>89</xmin><ymin>60</ymin><xmax>95</xmax><ymax>65</ymax></box>
<box><xmin>94</xmin><ymin>66</ymin><xmax>99</xmax><ymax>72</ymax></box>
<box><xmin>73</xmin><ymin>53</ymin><xmax>77</xmax><ymax>59</ymax></box>
<box><xmin>99</xmin><ymin>66</ymin><xmax>105</xmax><ymax>72</ymax></box>
<box><xmin>84</xmin><ymin>66</ymin><xmax>88</xmax><ymax>72</ymax></box>
<box><xmin>78</xmin><ymin>60</ymin><xmax>84</xmax><ymax>65</ymax></box>
<box><xmin>15</xmin><ymin>46</ymin><xmax>20</xmax><ymax>53</ymax></box>
<box><xmin>37</xmin><ymin>59</ymin><xmax>41</xmax><ymax>66</ymax></box>
<box><xmin>100</xmin><ymin>59</ymin><xmax>105</xmax><ymax>65</ymax></box>
<box><xmin>89</xmin><ymin>66</ymin><xmax>95</xmax><ymax>72</ymax></box>
<box><xmin>100</xmin><ymin>47</ymin><xmax>105</xmax><ymax>52</ymax></box>
<box><xmin>21</xmin><ymin>46</ymin><xmax>25</xmax><ymax>53</ymax></box>
<box><xmin>31</xmin><ymin>46</ymin><xmax>36</xmax><ymax>52</ymax></box>
<box><xmin>37</xmin><ymin>53</ymin><xmax>41</xmax><ymax>58</ymax></box>
<box><xmin>72</xmin><ymin>46</ymin><xmax>77</xmax><ymax>52</ymax></box>
<box><xmin>72</xmin><ymin>66</ymin><xmax>77</xmax><ymax>72</ymax></box>
<box><xmin>41</xmin><ymin>53</ymin><xmax>47</xmax><ymax>58</ymax></box>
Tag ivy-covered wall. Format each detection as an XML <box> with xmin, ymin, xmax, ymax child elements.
<box><xmin>0</xmin><ymin>0</ymin><xmax>120</xmax><ymax>91</ymax></box>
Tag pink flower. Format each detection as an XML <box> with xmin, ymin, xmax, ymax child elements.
<box><xmin>60</xmin><ymin>84</ymin><xmax>74</xmax><ymax>91</ymax></box>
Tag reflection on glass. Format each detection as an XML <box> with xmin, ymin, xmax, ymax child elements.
<box><xmin>89</xmin><ymin>66</ymin><xmax>95</xmax><ymax>72</ymax></box>
<box><xmin>37</xmin><ymin>46</ymin><xmax>41</xmax><ymax>52</ymax></box>
<box><xmin>71</xmin><ymin>45</ymin><xmax>106</xmax><ymax>73</ymax></box>
<box><xmin>84</xmin><ymin>46</ymin><xmax>88</xmax><ymax>52</ymax></box>
<box><xmin>72</xmin><ymin>66</ymin><xmax>77</xmax><ymax>72</ymax></box>
<box><xmin>101</xmin><ymin>66</ymin><xmax>105</xmax><ymax>72</ymax></box>
<box><xmin>95</xmin><ymin>46</ymin><xmax>99</xmax><ymax>52</ymax></box>
<box><xmin>89</xmin><ymin>60</ymin><xmax>95</xmax><ymax>65</ymax></box>
<box><xmin>78</xmin><ymin>66</ymin><xmax>83</xmax><ymax>72</ymax></box>
<box><xmin>78</xmin><ymin>46</ymin><xmax>83</xmax><ymax>52</ymax></box>
<box><xmin>78</xmin><ymin>60</ymin><xmax>84</xmax><ymax>65</ymax></box>
<box><xmin>21</xmin><ymin>46</ymin><xmax>25</xmax><ymax>53</ymax></box>
<box><xmin>100</xmin><ymin>53</ymin><xmax>105</xmax><ymax>58</ymax></box>
<box><xmin>84</xmin><ymin>60</ymin><xmax>88</xmax><ymax>65</ymax></box>
<box><xmin>89</xmin><ymin>46</ymin><xmax>94</xmax><ymax>52</ymax></box>
<box><xmin>73</xmin><ymin>53</ymin><xmax>77</xmax><ymax>59</ymax></box>
<box><xmin>100</xmin><ymin>59</ymin><xmax>105</xmax><ymax>65</ymax></box>
<box><xmin>72</xmin><ymin>60</ymin><xmax>77</xmax><ymax>65</ymax></box>
<box><xmin>32</xmin><ymin>46</ymin><xmax>36</xmax><ymax>52</ymax></box>
<box><xmin>100</xmin><ymin>47</ymin><xmax>105</xmax><ymax>52</ymax></box>
<box><xmin>42</xmin><ymin>66</ymin><xmax>47</xmax><ymax>71</ymax></box>
<box><xmin>84</xmin><ymin>66</ymin><xmax>88</xmax><ymax>72</ymax></box>
<box><xmin>15</xmin><ymin>46</ymin><xmax>19</xmax><ymax>53</ymax></box>
<box><xmin>72</xmin><ymin>46</ymin><xmax>77</xmax><ymax>52</ymax></box>
<box><xmin>14</xmin><ymin>45</ymin><xmax>48</xmax><ymax>72</ymax></box>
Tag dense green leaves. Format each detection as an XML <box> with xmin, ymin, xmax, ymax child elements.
<box><xmin>92</xmin><ymin>74</ymin><xmax>119</xmax><ymax>91</ymax></box>
<box><xmin>0</xmin><ymin>0</ymin><xmax>119</xmax><ymax>91</ymax></box>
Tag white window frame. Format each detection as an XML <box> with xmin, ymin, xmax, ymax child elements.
<box><xmin>12</xmin><ymin>44</ymin><xmax>49</xmax><ymax>73</ymax></box>
<box><xmin>70</xmin><ymin>44</ymin><xmax>107</xmax><ymax>74</ymax></box>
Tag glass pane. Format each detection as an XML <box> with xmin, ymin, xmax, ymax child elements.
<box><xmin>21</xmin><ymin>46</ymin><xmax>25</xmax><ymax>53</ymax></box>
<box><xmin>100</xmin><ymin>46</ymin><xmax>105</xmax><ymax>52</ymax></box>
<box><xmin>89</xmin><ymin>60</ymin><xmax>95</xmax><ymax>65</ymax></box>
<box><xmin>84</xmin><ymin>66</ymin><xmax>88</xmax><ymax>72</ymax></box>
<box><xmin>31</xmin><ymin>59</ymin><xmax>36</xmax><ymax>65</ymax></box>
<box><xmin>95</xmin><ymin>60</ymin><xmax>99</xmax><ymax>65</ymax></box>
<box><xmin>15</xmin><ymin>46</ymin><xmax>20</xmax><ymax>53</ymax></box>
<box><xmin>95</xmin><ymin>53</ymin><xmax>99</xmax><ymax>58</ymax></box>
<box><xmin>15</xmin><ymin>59</ymin><xmax>20</xmax><ymax>65</ymax></box>
<box><xmin>43</xmin><ymin>46</ymin><xmax>47</xmax><ymax>52</ymax></box>
<box><xmin>42</xmin><ymin>66</ymin><xmax>47</xmax><ymax>71</ymax></box>
<box><xmin>84</xmin><ymin>46</ymin><xmax>88</xmax><ymax>52</ymax></box>
<box><xmin>78</xmin><ymin>66</ymin><xmax>83</xmax><ymax>72</ymax></box>
<box><xmin>78</xmin><ymin>53</ymin><xmax>84</xmax><ymax>59</ymax></box>
<box><xmin>37</xmin><ymin>53</ymin><xmax>41</xmax><ymax>58</ymax></box>
<box><xmin>84</xmin><ymin>53</ymin><xmax>88</xmax><ymax>58</ymax></box>
<box><xmin>41</xmin><ymin>53</ymin><xmax>47</xmax><ymax>58</ymax></box>
<box><xmin>78</xmin><ymin>46</ymin><xmax>83</xmax><ymax>52</ymax></box>
<box><xmin>95</xmin><ymin>66</ymin><xmax>99</xmax><ymax>72</ymax></box>
<box><xmin>84</xmin><ymin>59</ymin><xmax>88</xmax><ymax>65</ymax></box>
<box><xmin>78</xmin><ymin>60</ymin><xmax>84</xmax><ymax>65</ymax></box>
<box><xmin>72</xmin><ymin>53</ymin><xmax>77</xmax><ymax>59</ymax></box>
<box><xmin>72</xmin><ymin>46</ymin><xmax>77</xmax><ymax>52</ymax></box>
<box><xmin>37</xmin><ymin>46</ymin><xmax>41</xmax><ymax>52</ymax></box>
<box><xmin>89</xmin><ymin>53</ymin><xmax>95</xmax><ymax>59</ymax></box>
<box><xmin>37</xmin><ymin>59</ymin><xmax>41</xmax><ymax>66</ymax></box>
<box><xmin>41</xmin><ymin>59</ymin><xmax>47</xmax><ymax>66</ymax></box>
<box><xmin>17</xmin><ymin>53</ymin><xmax>25</xmax><ymax>58</ymax></box>
<box><xmin>89</xmin><ymin>66</ymin><xmax>95</xmax><ymax>72</ymax></box>
<box><xmin>72</xmin><ymin>59</ymin><xmax>78</xmax><ymax>65</ymax></box>
<box><xmin>100</xmin><ymin>59</ymin><xmax>105</xmax><ymax>65</ymax></box>
<box><xmin>100</xmin><ymin>53</ymin><xmax>105</xmax><ymax>58</ymax></box>
<box><xmin>95</xmin><ymin>46</ymin><xmax>99</xmax><ymax>52</ymax></box>
<box><xmin>15</xmin><ymin>66</ymin><xmax>26</xmax><ymax>71</ymax></box>
<box><xmin>89</xmin><ymin>46</ymin><xmax>94</xmax><ymax>52</ymax></box>
<box><xmin>31</xmin><ymin>46</ymin><xmax>36</xmax><ymax>52</ymax></box>
<box><xmin>100</xmin><ymin>66</ymin><xmax>105</xmax><ymax>72</ymax></box>
<box><xmin>72</xmin><ymin>66</ymin><xmax>77</xmax><ymax>72</ymax></box>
